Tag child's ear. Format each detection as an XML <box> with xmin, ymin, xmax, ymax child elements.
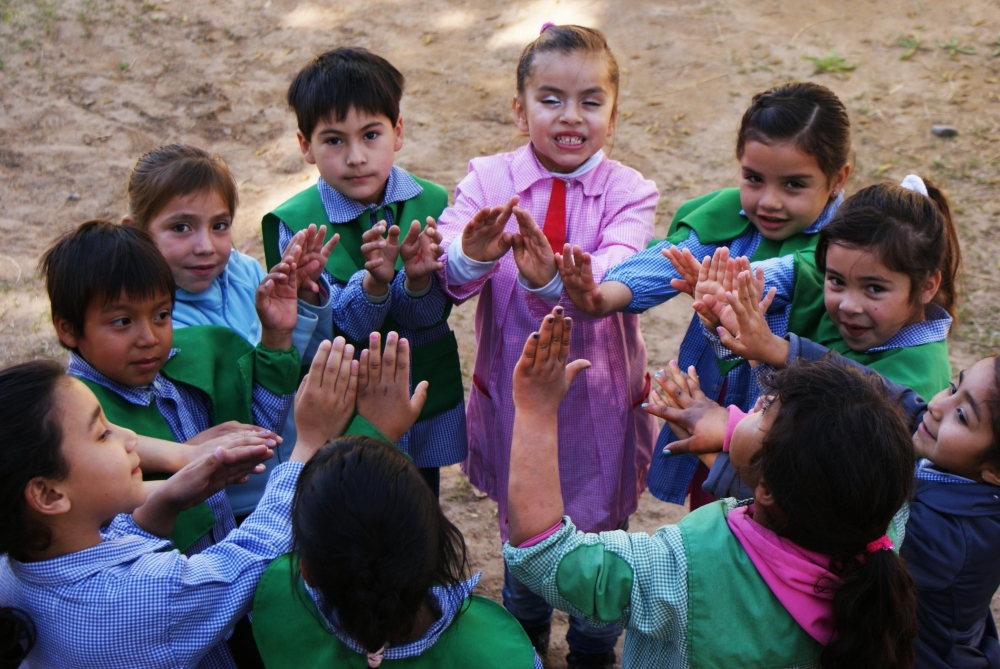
<box><xmin>512</xmin><ymin>95</ymin><xmax>529</xmax><ymax>134</ymax></box>
<box><xmin>24</xmin><ymin>477</ymin><xmax>71</xmax><ymax>517</ymax></box>
<box><xmin>121</xmin><ymin>214</ymin><xmax>135</xmax><ymax>227</ymax></box>
<box><xmin>53</xmin><ymin>315</ymin><xmax>81</xmax><ymax>350</ymax></box>
<box><xmin>982</xmin><ymin>464</ymin><xmax>1000</xmax><ymax>487</ymax></box>
<box><xmin>393</xmin><ymin>116</ymin><xmax>404</xmax><ymax>152</ymax></box>
<box><xmin>828</xmin><ymin>162</ymin><xmax>851</xmax><ymax>198</ymax></box>
<box><xmin>918</xmin><ymin>270</ymin><xmax>943</xmax><ymax>305</ymax></box>
<box><xmin>297</xmin><ymin>130</ymin><xmax>317</xmax><ymax>165</ymax></box>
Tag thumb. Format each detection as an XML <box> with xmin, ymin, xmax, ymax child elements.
<box><xmin>665</xmin><ymin>436</ymin><xmax>694</xmax><ymax>456</ymax></box>
<box><xmin>716</xmin><ymin>326</ymin><xmax>744</xmax><ymax>355</ymax></box>
<box><xmin>410</xmin><ymin>380</ymin><xmax>429</xmax><ymax>415</ymax></box>
<box><xmin>565</xmin><ymin>359</ymin><xmax>591</xmax><ymax>385</ymax></box>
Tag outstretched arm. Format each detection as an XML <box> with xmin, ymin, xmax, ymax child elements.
<box><xmin>555</xmin><ymin>245</ymin><xmax>633</xmax><ymax>317</ymax></box>
<box><xmin>508</xmin><ymin>306</ymin><xmax>591</xmax><ymax>546</ymax></box>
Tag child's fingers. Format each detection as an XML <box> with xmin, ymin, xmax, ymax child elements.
<box><xmin>381</xmin><ymin>332</ymin><xmax>399</xmax><ymax>384</ymax></box>
<box><xmin>496</xmin><ymin>196</ymin><xmax>518</xmax><ymax>228</ymax></box>
<box><xmin>366</xmin><ymin>332</ymin><xmax>382</xmax><ymax>383</ymax></box>
<box><xmin>358</xmin><ymin>348</ymin><xmax>370</xmax><ymax>391</ymax></box>
<box><xmin>410</xmin><ymin>380</ymin><xmax>429</xmax><ymax>417</ymax></box>
<box><xmin>345</xmin><ymin>360</ymin><xmax>360</xmax><ymax>405</ymax></box>
<box><xmin>759</xmin><ymin>286</ymin><xmax>777</xmax><ymax>314</ymax></box>
<box><xmin>395</xmin><ymin>337</ymin><xmax>412</xmax><ymax>385</ymax></box>
<box><xmin>578</xmin><ymin>251</ymin><xmax>595</xmax><ymax>286</ymax></box>
<box><xmin>321</xmin><ymin>232</ymin><xmax>339</xmax><ymax>257</ymax></box>
<box><xmin>565</xmin><ymin>358</ymin><xmax>591</xmax><ymax>386</ymax></box>
<box><xmin>332</xmin><ymin>343</ymin><xmax>355</xmax><ymax>400</ymax></box>
<box><xmin>518</xmin><ymin>330</ymin><xmax>541</xmax><ymax>369</ymax></box>
<box><xmin>558</xmin><ymin>314</ymin><xmax>573</xmax><ymax>363</ymax></box>
<box><xmin>548</xmin><ymin>309</ymin><xmax>567</xmax><ymax>362</ymax></box>
<box><xmin>535</xmin><ymin>313</ymin><xmax>557</xmax><ymax>368</ymax></box>
<box><xmin>402</xmin><ymin>220</ymin><xmax>422</xmax><ymax>247</ymax></box>
<box><xmin>716</xmin><ymin>324</ymin><xmax>745</xmax><ymax>357</ymax></box>
<box><xmin>323</xmin><ymin>337</ymin><xmax>347</xmax><ymax>389</ymax></box>
<box><xmin>685</xmin><ymin>365</ymin><xmax>707</xmax><ymax>401</ymax></box>
<box><xmin>385</xmin><ymin>225</ymin><xmax>401</xmax><ymax>246</ymax></box>
<box><xmin>306</xmin><ymin>339</ymin><xmax>334</xmax><ymax>389</ymax></box>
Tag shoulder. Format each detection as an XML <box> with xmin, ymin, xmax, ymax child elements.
<box><xmin>226</xmin><ymin>251</ymin><xmax>266</xmax><ymax>283</ymax></box>
<box><xmin>591</xmin><ymin>157</ymin><xmax>657</xmax><ymax>196</ymax></box>
<box><xmin>172</xmin><ymin>324</ymin><xmax>254</xmax><ymax>354</ymax></box>
<box><xmin>467</xmin><ymin>149</ymin><xmax>521</xmax><ymax>178</ymax></box>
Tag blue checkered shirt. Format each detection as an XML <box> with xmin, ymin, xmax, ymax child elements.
<box><xmin>67</xmin><ymin>350</ymin><xmax>293</xmax><ymax>551</ymax></box>
<box><xmin>610</xmin><ymin>195</ymin><xmax>842</xmax><ymax>504</ymax></box>
<box><xmin>277</xmin><ymin>167</ymin><xmax>467</xmax><ymax>468</ymax></box>
<box><xmin>304</xmin><ymin>573</ymin><xmax>542</xmax><ymax>668</ymax></box>
<box><xmin>0</xmin><ymin>461</ymin><xmax>303</xmax><ymax>669</ymax></box>
<box><xmin>915</xmin><ymin>458</ymin><xmax>976</xmax><ymax>484</ymax></box>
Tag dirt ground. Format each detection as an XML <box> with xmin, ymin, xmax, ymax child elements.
<box><xmin>3</xmin><ymin>0</ymin><xmax>1000</xmax><ymax>665</ymax></box>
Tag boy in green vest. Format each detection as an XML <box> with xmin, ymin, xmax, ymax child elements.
<box><xmin>262</xmin><ymin>47</ymin><xmax>465</xmax><ymax>498</ymax></box>
<box><xmin>41</xmin><ymin>219</ymin><xmax>302</xmax><ymax>555</ymax></box>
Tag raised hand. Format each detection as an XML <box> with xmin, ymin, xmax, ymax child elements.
<box><xmin>461</xmin><ymin>196</ymin><xmax>517</xmax><ymax>263</ymax></box>
<box><xmin>356</xmin><ymin>331</ymin><xmax>427</xmax><ymax>443</ymax></box>
<box><xmin>512</xmin><ymin>306</ymin><xmax>591</xmax><ymax>415</ymax></box>
<box><xmin>399</xmin><ymin>217</ymin><xmax>444</xmax><ymax>292</ymax></box>
<box><xmin>511</xmin><ymin>206</ymin><xmax>557</xmax><ymax>288</ymax></box>
<box><xmin>555</xmin><ymin>244</ymin><xmax>605</xmax><ymax>316</ymax></box>
<box><xmin>292</xmin><ymin>224</ymin><xmax>339</xmax><ymax>304</ymax></box>
<box><xmin>291</xmin><ymin>337</ymin><xmax>359</xmax><ymax>462</ymax></box>
<box><xmin>685</xmin><ymin>247</ymin><xmax>732</xmax><ymax>329</ymax></box>
<box><xmin>256</xmin><ymin>247</ymin><xmax>299</xmax><ymax>350</ymax></box>
<box><xmin>643</xmin><ymin>362</ymin><xmax>728</xmax><ymax>455</ymax></box>
<box><xmin>708</xmin><ymin>271</ymin><xmax>789</xmax><ymax>368</ymax></box>
<box><xmin>360</xmin><ymin>220</ymin><xmax>401</xmax><ymax>294</ymax></box>
<box><xmin>661</xmin><ymin>245</ymin><xmax>702</xmax><ymax>297</ymax></box>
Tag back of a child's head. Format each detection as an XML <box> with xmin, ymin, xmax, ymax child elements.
<box><xmin>40</xmin><ymin>220</ymin><xmax>175</xmax><ymax>343</ymax></box>
<box><xmin>755</xmin><ymin>358</ymin><xmax>916</xmax><ymax>668</ymax></box>
<box><xmin>292</xmin><ymin>437</ymin><xmax>469</xmax><ymax>654</ymax></box>
<box><xmin>816</xmin><ymin>178</ymin><xmax>961</xmax><ymax>320</ymax></box>
<box><xmin>737</xmin><ymin>82</ymin><xmax>850</xmax><ymax>183</ymax></box>
<box><xmin>288</xmin><ymin>47</ymin><xmax>404</xmax><ymax>141</ymax></box>
<box><xmin>126</xmin><ymin>144</ymin><xmax>238</xmax><ymax>229</ymax></box>
<box><xmin>516</xmin><ymin>24</ymin><xmax>619</xmax><ymax>101</ymax></box>
<box><xmin>0</xmin><ymin>359</ymin><xmax>68</xmax><ymax>562</ymax></box>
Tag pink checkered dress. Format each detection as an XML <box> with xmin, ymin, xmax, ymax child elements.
<box><xmin>437</xmin><ymin>145</ymin><xmax>658</xmax><ymax>540</ymax></box>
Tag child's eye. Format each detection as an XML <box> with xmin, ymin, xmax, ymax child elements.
<box><xmin>111</xmin><ymin>317</ymin><xmax>131</xmax><ymax>327</ymax></box>
<box><xmin>583</xmin><ymin>99</ymin><xmax>602</xmax><ymax>107</ymax></box>
<box><xmin>866</xmin><ymin>284</ymin><xmax>886</xmax><ymax>294</ymax></box>
<box><xmin>541</xmin><ymin>96</ymin><xmax>561</xmax><ymax>105</ymax></box>
<box><xmin>363</xmin><ymin>131</ymin><xmax>380</xmax><ymax>141</ymax></box>
<box><xmin>99</xmin><ymin>429</ymin><xmax>111</xmax><ymax>441</ymax></box>
<box><xmin>154</xmin><ymin>310</ymin><xmax>171</xmax><ymax>322</ymax></box>
<box><xmin>744</xmin><ymin>174</ymin><xmax>763</xmax><ymax>184</ymax></box>
<box><xmin>172</xmin><ymin>223</ymin><xmax>191</xmax><ymax>234</ymax></box>
<box><xmin>212</xmin><ymin>220</ymin><xmax>232</xmax><ymax>232</ymax></box>
<box><xmin>325</xmin><ymin>137</ymin><xmax>343</xmax><ymax>145</ymax></box>
<box><xmin>785</xmin><ymin>181</ymin><xmax>806</xmax><ymax>189</ymax></box>
<box><xmin>826</xmin><ymin>276</ymin><xmax>845</xmax><ymax>288</ymax></box>
<box><xmin>950</xmin><ymin>382</ymin><xmax>958</xmax><ymax>394</ymax></box>
<box><xmin>958</xmin><ymin>407</ymin><xmax>969</xmax><ymax>426</ymax></box>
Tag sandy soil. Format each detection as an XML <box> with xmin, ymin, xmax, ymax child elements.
<box><xmin>3</xmin><ymin>0</ymin><xmax>1000</xmax><ymax>665</ymax></box>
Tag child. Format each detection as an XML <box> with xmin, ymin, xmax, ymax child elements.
<box><xmin>39</xmin><ymin>220</ymin><xmax>300</xmax><ymax>555</ymax></box>
<box><xmin>0</xmin><ymin>335</ymin><xmax>424</xmax><ymax>669</ymax></box>
<box><xmin>261</xmin><ymin>47</ymin><xmax>465</xmax><ymax>499</ymax></box>
<box><xmin>123</xmin><ymin>143</ymin><xmax>331</xmax><ymax>517</ymax></box>
<box><xmin>653</xmin><ymin>332</ymin><xmax>1000</xmax><ymax>667</ymax></box>
<box><xmin>433</xmin><ymin>24</ymin><xmax>657</xmax><ymax>666</ymax></box>
<box><xmin>558</xmin><ymin>81</ymin><xmax>852</xmax><ymax>508</ymax></box>
<box><xmin>505</xmin><ymin>309</ymin><xmax>918</xmax><ymax>669</ymax></box>
<box><xmin>251</xmin><ymin>436</ymin><xmax>541</xmax><ymax>668</ymax></box>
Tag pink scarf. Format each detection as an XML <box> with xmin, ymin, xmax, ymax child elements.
<box><xmin>726</xmin><ymin>505</ymin><xmax>838</xmax><ymax>644</ymax></box>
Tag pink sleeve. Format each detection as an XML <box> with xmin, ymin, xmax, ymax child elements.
<box><xmin>435</xmin><ymin>164</ymin><xmax>496</xmax><ymax>303</ymax></box>
<box><xmin>515</xmin><ymin>521</ymin><xmax>563</xmax><ymax>548</ymax></box>
<box><xmin>583</xmin><ymin>173</ymin><xmax>658</xmax><ymax>283</ymax></box>
<box><xmin>722</xmin><ymin>404</ymin><xmax>748</xmax><ymax>453</ymax></box>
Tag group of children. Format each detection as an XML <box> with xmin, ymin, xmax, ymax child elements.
<box><xmin>0</xmin><ymin>20</ymin><xmax>998</xmax><ymax>669</ymax></box>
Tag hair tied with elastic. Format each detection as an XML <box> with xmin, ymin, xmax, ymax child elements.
<box><xmin>899</xmin><ymin>174</ymin><xmax>929</xmax><ymax>197</ymax></box>
<box><xmin>367</xmin><ymin>647</ymin><xmax>385</xmax><ymax>667</ymax></box>
<box><xmin>866</xmin><ymin>535</ymin><xmax>894</xmax><ymax>553</ymax></box>
<box><xmin>540</xmin><ymin>22</ymin><xmax>556</xmax><ymax>34</ymax></box>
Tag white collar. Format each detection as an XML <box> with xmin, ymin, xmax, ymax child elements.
<box><xmin>549</xmin><ymin>150</ymin><xmax>604</xmax><ymax>180</ymax></box>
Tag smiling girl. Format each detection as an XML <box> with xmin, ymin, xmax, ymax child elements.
<box><xmin>433</xmin><ymin>24</ymin><xmax>656</xmax><ymax>667</ymax></box>
<box><xmin>556</xmin><ymin>82</ymin><xmax>852</xmax><ymax>509</ymax></box>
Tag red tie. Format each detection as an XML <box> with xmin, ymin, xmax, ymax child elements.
<box><xmin>542</xmin><ymin>178</ymin><xmax>567</xmax><ymax>254</ymax></box>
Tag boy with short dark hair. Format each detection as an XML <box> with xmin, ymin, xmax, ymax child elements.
<box><xmin>42</xmin><ymin>219</ymin><xmax>302</xmax><ymax>554</ymax></box>
<box><xmin>262</xmin><ymin>47</ymin><xmax>466</xmax><ymax>496</ymax></box>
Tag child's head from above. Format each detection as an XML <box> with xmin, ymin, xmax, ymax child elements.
<box><xmin>816</xmin><ymin>179</ymin><xmax>960</xmax><ymax>352</ymax></box>
<box><xmin>288</xmin><ymin>47</ymin><xmax>405</xmax><ymax>206</ymax></box>
<box><xmin>124</xmin><ymin>144</ymin><xmax>239</xmax><ymax>294</ymax></box>
<box><xmin>293</xmin><ymin>437</ymin><xmax>469</xmax><ymax>654</ymax></box>
<box><xmin>736</xmin><ymin>82</ymin><xmax>851</xmax><ymax>241</ymax></box>
<box><xmin>0</xmin><ymin>360</ymin><xmax>144</xmax><ymax>563</ymax></box>
<box><xmin>914</xmin><ymin>356</ymin><xmax>1000</xmax><ymax>483</ymax></box>
<box><xmin>730</xmin><ymin>358</ymin><xmax>917</xmax><ymax>667</ymax></box>
<box><xmin>514</xmin><ymin>24</ymin><xmax>619</xmax><ymax>174</ymax></box>
<box><xmin>41</xmin><ymin>220</ymin><xmax>176</xmax><ymax>387</ymax></box>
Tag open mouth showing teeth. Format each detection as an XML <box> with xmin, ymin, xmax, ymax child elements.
<box><xmin>555</xmin><ymin>136</ymin><xmax>585</xmax><ymax>145</ymax></box>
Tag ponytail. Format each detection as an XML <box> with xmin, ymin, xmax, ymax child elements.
<box><xmin>922</xmin><ymin>177</ymin><xmax>961</xmax><ymax>319</ymax></box>
<box><xmin>823</xmin><ymin>550</ymin><xmax>917</xmax><ymax>668</ymax></box>
<box><xmin>0</xmin><ymin>608</ymin><xmax>35</xmax><ymax>669</ymax></box>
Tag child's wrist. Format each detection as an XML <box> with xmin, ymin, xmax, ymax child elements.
<box><xmin>362</xmin><ymin>272</ymin><xmax>390</xmax><ymax>297</ymax></box>
<box><xmin>260</xmin><ymin>328</ymin><xmax>294</xmax><ymax>351</ymax></box>
<box><xmin>763</xmin><ymin>336</ymin><xmax>790</xmax><ymax>368</ymax></box>
<box><xmin>404</xmin><ymin>273</ymin><xmax>431</xmax><ymax>293</ymax></box>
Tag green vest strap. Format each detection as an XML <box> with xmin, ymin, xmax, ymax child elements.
<box><xmin>253</xmin><ymin>553</ymin><xmax>537</xmax><ymax>668</ymax></box>
<box><xmin>78</xmin><ymin>378</ymin><xmax>217</xmax><ymax>553</ymax></box>
<box><xmin>262</xmin><ymin>180</ymin><xmax>463</xmax><ymax>421</ymax></box>
<box><xmin>787</xmin><ymin>252</ymin><xmax>952</xmax><ymax>400</ymax></box>
<box><xmin>680</xmin><ymin>501</ymin><xmax>822</xmax><ymax>669</ymax></box>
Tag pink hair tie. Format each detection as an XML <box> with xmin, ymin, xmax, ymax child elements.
<box><xmin>367</xmin><ymin>647</ymin><xmax>385</xmax><ymax>667</ymax></box>
<box><xmin>866</xmin><ymin>535</ymin><xmax>894</xmax><ymax>553</ymax></box>
<box><xmin>540</xmin><ymin>22</ymin><xmax>556</xmax><ymax>34</ymax></box>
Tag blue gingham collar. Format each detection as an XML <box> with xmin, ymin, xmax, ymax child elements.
<box><xmin>308</xmin><ymin>573</ymin><xmax>481</xmax><ymax>659</ymax></box>
<box><xmin>739</xmin><ymin>190</ymin><xmax>844</xmax><ymax>234</ymax></box>
<box><xmin>68</xmin><ymin>350</ymin><xmax>180</xmax><ymax>406</ymax></box>
<box><xmin>865</xmin><ymin>303</ymin><xmax>952</xmax><ymax>353</ymax></box>
<box><xmin>7</xmin><ymin>531</ymin><xmax>170</xmax><ymax>586</ymax></box>
<box><xmin>317</xmin><ymin>166</ymin><xmax>424</xmax><ymax>225</ymax></box>
<box><xmin>915</xmin><ymin>458</ymin><xmax>976</xmax><ymax>484</ymax></box>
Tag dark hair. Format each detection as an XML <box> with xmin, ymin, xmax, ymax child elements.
<box><xmin>516</xmin><ymin>24</ymin><xmax>620</xmax><ymax>102</ymax></box>
<box><xmin>126</xmin><ymin>144</ymin><xmax>238</xmax><ymax>229</ymax></box>
<box><xmin>981</xmin><ymin>356</ymin><xmax>1000</xmax><ymax>469</ymax></box>
<box><xmin>0</xmin><ymin>359</ymin><xmax>70</xmax><ymax>562</ymax></box>
<box><xmin>816</xmin><ymin>178</ymin><xmax>961</xmax><ymax>320</ymax></box>
<box><xmin>40</xmin><ymin>220</ymin><xmax>175</xmax><ymax>344</ymax></box>
<box><xmin>292</xmin><ymin>437</ymin><xmax>469</xmax><ymax>654</ymax></box>
<box><xmin>288</xmin><ymin>47</ymin><xmax>404</xmax><ymax>141</ymax></box>
<box><xmin>736</xmin><ymin>82</ymin><xmax>851</xmax><ymax>183</ymax></box>
<box><xmin>752</xmin><ymin>358</ymin><xmax>917</xmax><ymax>669</ymax></box>
<box><xmin>0</xmin><ymin>608</ymin><xmax>35</xmax><ymax>669</ymax></box>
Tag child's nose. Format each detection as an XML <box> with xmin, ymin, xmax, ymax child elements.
<box><xmin>346</xmin><ymin>142</ymin><xmax>366</xmax><ymax>166</ymax></box>
<box><xmin>135</xmin><ymin>319</ymin><xmax>159</xmax><ymax>346</ymax></box>
<box><xmin>192</xmin><ymin>230</ymin><xmax>213</xmax><ymax>254</ymax></box>
<box><xmin>759</xmin><ymin>186</ymin><xmax>782</xmax><ymax>210</ymax></box>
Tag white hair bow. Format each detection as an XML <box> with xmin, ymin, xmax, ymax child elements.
<box><xmin>899</xmin><ymin>174</ymin><xmax>928</xmax><ymax>197</ymax></box>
